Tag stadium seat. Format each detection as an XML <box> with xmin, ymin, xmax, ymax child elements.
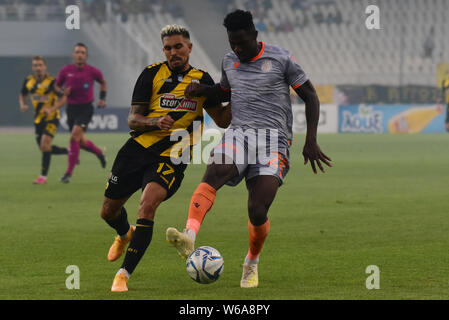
<box><xmin>220</xmin><ymin>0</ymin><xmax>448</xmax><ymax>86</ymax></box>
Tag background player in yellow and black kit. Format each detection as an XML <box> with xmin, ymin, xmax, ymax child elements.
<box><xmin>19</xmin><ymin>56</ymin><xmax>69</xmax><ymax>184</ymax></box>
<box><xmin>99</xmin><ymin>25</ymin><xmax>231</xmax><ymax>292</ymax></box>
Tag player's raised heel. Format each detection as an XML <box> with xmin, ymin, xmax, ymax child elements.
<box><xmin>107</xmin><ymin>225</ymin><xmax>135</xmax><ymax>262</ymax></box>
<box><xmin>240</xmin><ymin>263</ymin><xmax>259</xmax><ymax>288</ymax></box>
<box><xmin>111</xmin><ymin>273</ymin><xmax>129</xmax><ymax>292</ymax></box>
<box><xmin>166</xmin><ymin>227</ymin><xmax>194</xmax><ymax>259</ymax></box>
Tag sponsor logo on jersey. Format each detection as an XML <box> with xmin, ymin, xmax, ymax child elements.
<box><xmin>159</xmin><ymin>93</ymin><xmax>198</xmax><ymax>112</ymax></box>
<box><xmin>261</xmin><ymin>60</ymin><xmax>272</xmax><ymax>72</ymax></box>
<box><xmin>32</xmin><ymin>94</ymin><xmax>50</xmax><ymax>102</ymax></box>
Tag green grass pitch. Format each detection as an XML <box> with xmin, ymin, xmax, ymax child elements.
<box><xmin>0</xmin><ymin>132</ymin><xmax>448</xmax><ymax>300</ymax></box>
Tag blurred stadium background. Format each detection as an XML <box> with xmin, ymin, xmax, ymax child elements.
<box><xmin>1</xmin><ymin>0</ymin><xmax>448</xmax><ymax>133</ymax></box>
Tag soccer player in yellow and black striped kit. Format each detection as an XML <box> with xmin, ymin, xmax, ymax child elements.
<box><xmin>19</xmin><ymin>56</ymin><xmax>69</xmax><ymax>184</ymax></box>
<box><xmin>99</xmin><ymin>25</ymin><xmax>231</xmax><ymax>292</ymax></box>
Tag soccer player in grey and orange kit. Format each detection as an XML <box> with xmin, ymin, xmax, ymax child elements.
<box><xmin>167</xmin><ymin>10</ymin><xmax>332</xmax><ymax>288</ymax></box>
<box><xmin>55</xmin><ymin>43</ymin><xmax>107</xmax><ymax>183</ymax></box>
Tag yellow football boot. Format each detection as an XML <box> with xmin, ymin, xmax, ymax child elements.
<box><xmin>107</xmin><ymin>226</ymin><xmax>135</xmax><ymax>262</ymax></box>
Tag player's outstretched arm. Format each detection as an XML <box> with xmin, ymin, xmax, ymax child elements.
<box><xmin>294</xmin><ymin>80</ymin><xmax>332</xmax><ymax>174</ymax></box>
<box><xmin>128</xmin><ymin>105</ymin><xmax>174</xmax><ymax>132</ymax></box>
<box><xmin>185</xmin><ymin>83</ymin><xmax>231</xmax><ymax>103</ymax></box>
<box><xmin>205</xmin><ymin>103</ymin><xmax>232</xmax><ymax>128</ymax></box>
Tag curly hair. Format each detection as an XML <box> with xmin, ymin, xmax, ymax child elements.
<box><xmin>223</xmin><ymin>9</ymin><xmax>255</xmax><ymax>32</ymax></box>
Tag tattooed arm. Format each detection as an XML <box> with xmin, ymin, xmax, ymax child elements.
<box><xmin>128</xmin><ymin>105</ymin><xmax>174</xmax><ymax>132</ymax></box>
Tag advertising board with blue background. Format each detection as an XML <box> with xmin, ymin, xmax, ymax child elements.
<box><xmin>58</xmin><ymin>108</ymin><xmax>217</xmax><ymax>133</ymax></box>
<box><xmin>339</xmin><ymin>104</ymin><xmax>446</xmax><ymax>133</ymax></box>
<box><xmin>58</xmin><ymin>104</ymin><xmax>447</xmax><ymax>134</ymax></box>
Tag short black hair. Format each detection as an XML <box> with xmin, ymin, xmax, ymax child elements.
<box><xmin>74</xmin><ymin>42</ymin><xmax>88</xmax><ymax>52</ymax></box>
<box><xmin>32</xmin><ymin>55</ymin><xmax>46</xmax><ymax>65</ymax></box>
<box><xmin>223</xmin><ymin>9</ymin><xmax>255</xmax><ymax>32</ymax></box>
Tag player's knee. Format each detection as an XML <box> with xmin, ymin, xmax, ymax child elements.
<box><xmin>71</xmin><ymin>134</ymin><xmax>81</xmax><ymax>142</ymax></box>
<box><xmin>100</xmin><ymin>200</ymin><xmax>120</xmax><ymax>221</ymax></box>
<box><xmin>138</xmin><ymin>183</ymin><xmax>166</xmax><ymax>220</ymax></box>
<box><xmin>39</xmin><ymin>136</ymin><xmax>52</xmax><ymax>152</ymax></box>
<box><xmin>249</xmin><ymin>214</ymin><xmax>268</xmax><ymax>227</ymax></box>
<box><xmin>248</xmin><ymin>201</ymin><xmax>269</xmax><ymax>226</ymax></box>
<box><xmin>100</xmin><ymin>206</ymin><xmax>114</xmax><ymax>221</ymax></box>
<box><xmin>138</xmin><ymin>198</ymin><xmax>159</xmax><ymax>220</ymax></box>
<box><xmin>203</xmin><ymin>163</ymin><xmax>237</xmax><ymax>188</ymax></box>
<box><xmin>40</xmin><ymin>143</ymin><xmax>51</xmax><ymax>152</ymax></box>
<box><xmin>71</xmin><ymin>128</ymin><xmax>83</xmax><ymax>141</ymax></box>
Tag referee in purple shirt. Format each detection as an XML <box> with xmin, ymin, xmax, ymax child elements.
<box><xmin>55</xmin><ymin>43</ymin><xmax>107</xmax><ymax>183</ymax></box>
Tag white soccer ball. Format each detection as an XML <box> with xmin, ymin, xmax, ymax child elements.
<box><xmin>186</xmin><ymin>246</ymin><xmax>224</xmax><ymax>284</ymax></box>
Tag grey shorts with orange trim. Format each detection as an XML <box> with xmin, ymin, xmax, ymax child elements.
<box><xmin>209</xmin><ymin>127</ymin><xmax>290</xmax><ymax>187</ymax></box>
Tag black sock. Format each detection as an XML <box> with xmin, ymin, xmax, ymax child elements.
<box><xmin>121</xmin><ymin>218</ymin><xmax>154</xmax><ymax>275</ymax></box>
<box><xmin>105</xmin><ymin>207</ymin><xmax>130</xmax><ymax>237</ymax></box>
<box><xmin>51</xmin><ymin>145</ymin><xmax>68</xmax><ymax>155</ymax></box>
<box><xmin>41</xmin><ymin>151</ymin><xmax>51</xmax><ymax>176</ymax></box>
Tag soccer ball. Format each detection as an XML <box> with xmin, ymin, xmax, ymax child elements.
<box><xmin>186</xmin><ymin>246</ymin><xmax>224</xmax><ymax>284</ymax></box>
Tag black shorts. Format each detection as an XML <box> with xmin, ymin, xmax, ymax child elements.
<box><xmin>105</xmin><ymin>138</ymin><xmax>187</xmax><ymax>201</ymax></box>
<box><xmin>66</xmin><ymin>103</ymin><xmax>94</xmax><ymax>132</ymax></box>
<box><xmin>35</xmin><ymin>118</ymin><xmax>59</xmax><ymax>145</ymax></box>
<box><xmin>446</xmin><ymin>102</ymin><xmax>449</xmax><ymax>123</ymax></box>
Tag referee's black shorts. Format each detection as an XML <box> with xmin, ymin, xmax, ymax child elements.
<box><xmin>66</xmin><ymin>103</ymin><xmax>94</xmax><ymax>132</ymax></box>
<box><xmin>105</xmin><ymin>138</ymin><xmax>187</xmax><ymax>201</ymax></box>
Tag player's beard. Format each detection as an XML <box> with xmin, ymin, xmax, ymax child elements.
<box><xmin>172</xmin><ymin>65</ymin><xmax>184</xmax><ymax>73</ymax></box>
<box><xmin>170</xmin><ymin>57</ymin><xmax>188</xmax><ymax>73</ymax></box>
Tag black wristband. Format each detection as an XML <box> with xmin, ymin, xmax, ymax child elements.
<box><xmin>100</xmin><ymin>90</ymin><xmax>107</xmax><ymax>100</ymax></box>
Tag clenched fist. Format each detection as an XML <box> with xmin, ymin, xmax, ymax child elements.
<box><xmin>157</xmin><ymin>115</ymin><xmax>175</xmax><ymax>130</ymax></box>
